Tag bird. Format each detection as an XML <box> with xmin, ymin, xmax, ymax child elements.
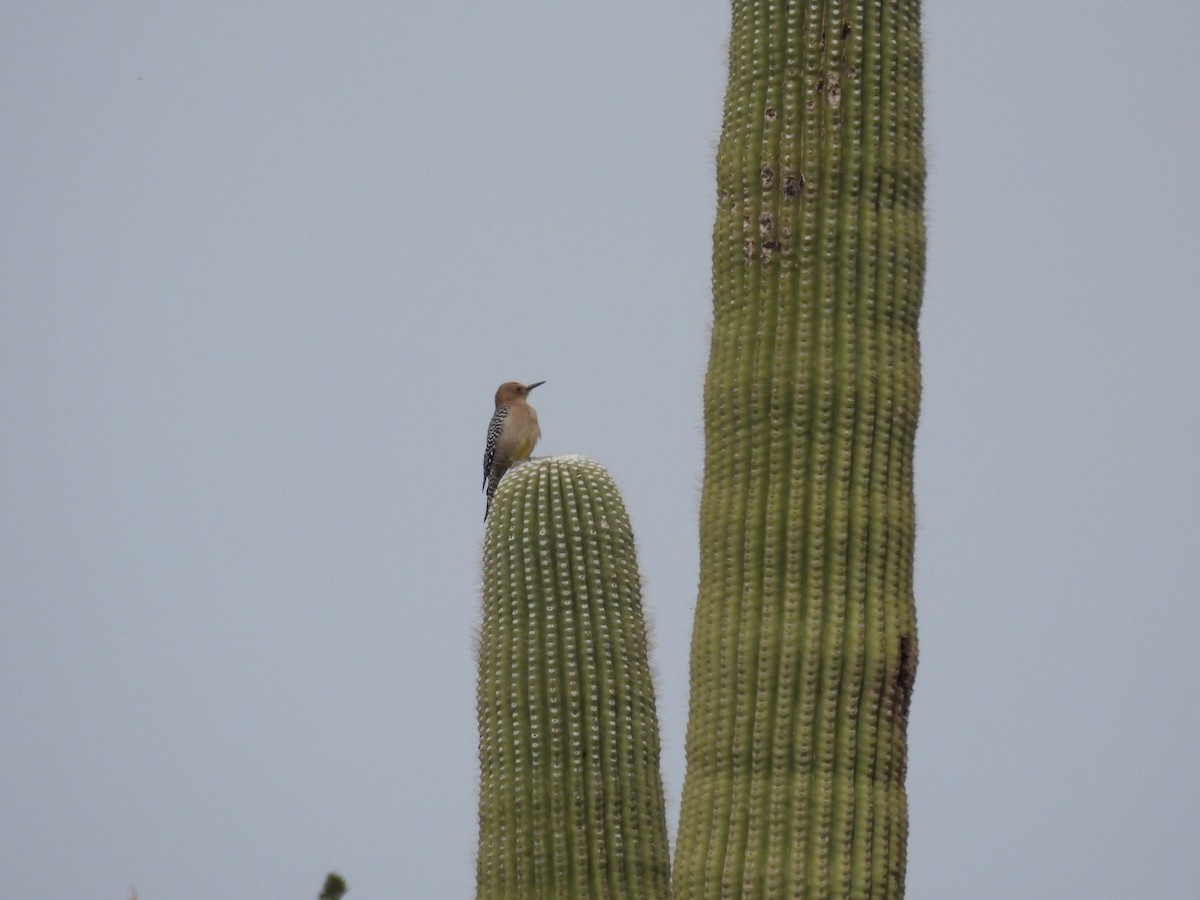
<box><xmin>483</xmin><ymin>380</ymin><xmax>545</xmax><ymax>518</ymax></box>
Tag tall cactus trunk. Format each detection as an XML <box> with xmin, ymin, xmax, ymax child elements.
<box><xmin>476</xmin><ymin>456</ymin><xmax>672</xmax><ymax>900</ymax></box>
<box><xmin>674</xmin><ymin>1</ymin><xmax>924</xmax><ymax>897</ymax></box>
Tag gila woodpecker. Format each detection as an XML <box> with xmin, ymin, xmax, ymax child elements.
<box><xmin>482</xmin><ymin>380</ymin><xmax>544</xmax><ymax>518</ymax></box>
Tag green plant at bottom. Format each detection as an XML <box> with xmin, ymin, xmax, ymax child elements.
<box><xmin>476</xmin><ymin>455</ymin><xmax>671</xmax><ymax>900</ymax></box>
<box><xmin>318</xmin><ymin>872</ymin><xmax>346</xmax><ymax>900</ymax></box>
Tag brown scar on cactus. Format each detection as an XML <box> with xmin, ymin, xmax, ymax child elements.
<box><xmin>827</xmin><ymin>71</ymin><xmax>841</xmax><ymax>107</ymax></box>
<box><xmin>889</xmin><ymin>635</ymin><xmax>918</xmax><ymax>725</ymax></box>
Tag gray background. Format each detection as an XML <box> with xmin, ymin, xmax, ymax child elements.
<box><xmin>3</xmin><ymin>2</ymin><xmax>1197</xmax><ymax>897</ymax></box>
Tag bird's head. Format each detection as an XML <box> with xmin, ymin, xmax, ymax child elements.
<box><xmin>495</xmin><ymin>380</ymin><xmax>545</xmax><ymax>406</ymax></box>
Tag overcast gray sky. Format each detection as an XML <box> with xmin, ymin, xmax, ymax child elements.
<box><xmin>3</xmin><ymin>2</ymin><xmax>1198</xmax><ymax>898</ymax></box>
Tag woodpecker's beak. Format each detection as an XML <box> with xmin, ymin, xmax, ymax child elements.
<box><xmin>526</xmin><ymin>380</ymin><xmax>546</xmax><ymax>391</ymax></box>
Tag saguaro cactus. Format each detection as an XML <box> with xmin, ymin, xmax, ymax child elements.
<box><xmin>675</xmin><ymin>1</ymin><xmax>924</xmax><ymax>897</ymax></box>
<box><xmin>476</xmin><ymin>455</ymin><xmax>671</xmax><ymax>899</ymax></box>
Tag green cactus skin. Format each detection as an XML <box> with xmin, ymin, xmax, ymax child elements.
<box><xmin>674</xmin><ymin>2</ymin><xmax>924</xmax><ymax>897</ymax></box>
<box><xmin>477</xmin><ymin>455</ymin><xmax>672</xmax><ymax>900</ymax></box>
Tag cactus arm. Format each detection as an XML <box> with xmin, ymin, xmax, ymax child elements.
<box><xmin>675</xmin><ymin>1</ymin><xmax>924</xmax><ymax>897</ymax></box>
<box><xmin>476</xmin><ymin>456</ymin><xmax>671</xmax><ymax>899</ymax></box>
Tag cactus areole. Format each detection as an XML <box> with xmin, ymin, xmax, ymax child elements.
<box><xmin>675</xmin><ymin>1</ymin><xmax>925</xmax><ymax>897</ymax></box>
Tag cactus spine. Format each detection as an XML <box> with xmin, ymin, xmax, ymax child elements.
<box><xmin>675</xmin><ymin>1</ymin><xmax>924</xmax><ymax>897</ymax></box>
<box><xmin>477</xmin><ymin>455</ymin><xmax>671</xmax><ymax>900</ymax></box>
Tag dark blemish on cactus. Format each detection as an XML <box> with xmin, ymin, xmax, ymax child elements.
<box><xmin>743</xmin><ymin>213</ymin><xmax>752</xmax><ymax>232</ymax></box>
<box><xmin>842</xmin><ymin>21</ymin><xmax>853</xmax><ymax>40</ymax></box>
<box><xmin>815</xmin><ymin>76</ymin><xmax>824</xmax><ymax>94</ymax></box>
<box><xmin>759</xmin><ymin>213</ymin><xmax>774</xmax><ymax>235</ymax></box>
<box><xmin>785</xmin><ymin>174</ymin><xmax>803</xmax><ymax>199</ymax></box>
<box><xmin>761</xmin><ymin>240</ymin><xmax>780</xmax><ymax>253</ymax></box>
<box><xmin>760</xmin><ymin>164</ymin><xmax>775</xmax><ymax>190</ymax></box>
<box><xmin>765</xmin><ymin>106</ymin><xmax>777</xmax><ymax>121</ymax></box>
<box><xmin>828</xmin><ymin>73</ymin><xmax>841</xmax><ymax>108</ymax></box>
<box><xmin>888</xmin><ymin>635</ymin><xmax>917</xmax><ymax>724</ymax></box>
